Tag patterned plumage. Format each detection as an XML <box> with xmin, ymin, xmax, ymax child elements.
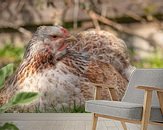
<box><xmin>64</xmin><ymin>30</ymin><xmax>134</xmax><ymax>101</ymax></box>
<box><xmin>0</xmin><ymin>26</ymin><xmax>135</xmax><ymax>112</ymax></box>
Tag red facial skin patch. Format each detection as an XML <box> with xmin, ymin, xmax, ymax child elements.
<box><xmin>61</xmin><ymin>28</ymin><xmax>69</xmax><ymax>36</ymax></box>
<box><xmin>58</xmin><ymin>28</ymin><xmax>69</xmax><ymax>51</ymax></box>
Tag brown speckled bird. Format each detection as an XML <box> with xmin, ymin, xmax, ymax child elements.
<box><xmin>0</xmin><ymin>26</ymin><xmax>135</xmax><ymax>112</ymax></box>
<box><xmin>65</xmin><ymin>30</ymin><xmax>135</xmax><ymax>101</ymax></box>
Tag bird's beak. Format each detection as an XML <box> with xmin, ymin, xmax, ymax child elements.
<box><xmin>64</xmin><ymin>35</ymin><xmax>77</xmax><ymax>43</ymax></box>
<box><xmin>55</xmin><ymin>35</ymin><xmax>77</xmax><ymax>61</ymax></box>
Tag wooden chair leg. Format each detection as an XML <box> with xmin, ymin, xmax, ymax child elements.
<box><xmin>157</xmin><ymin>91</ymin><xmax>163</xmax><ymax>114</ymax></box>
<box><xmin>92</xmin><ymin>113</ymin><xmax>98</xmax><ymax>130</ymax></box>
<box><xmin>141</xmin><ymin>90</ymin><xmax>152</xmax><ymax>130</ymax></box>
<box><xmin>121</xmin><ymin>121</ymin><xmax>127</xmax><ymax>130</ymax></box>
<box><xmin>107</xmin><ymin>88</ymin><xmax>113</xmax><ymax>101</ymax></box>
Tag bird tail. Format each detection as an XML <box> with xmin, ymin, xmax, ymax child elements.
<box><xmin>124</xmin><ymin>65</ymin><xmax>136</xmax><ymax>81</ymax></box>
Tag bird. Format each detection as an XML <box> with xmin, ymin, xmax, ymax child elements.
<box><xmin>0</xmin><ymin>26</ymin><xmax>135</xmax><ymax>112</ymax></box>
<box><xmin>65</xmin><ymin>30</ymin><xmax>135</xmax><ymax>101</ymax></box>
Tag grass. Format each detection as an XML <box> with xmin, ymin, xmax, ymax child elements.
<box><xmin>51</xmin><ymin>102</ymin><xmax>86</xmax><ymax>113</ymax></box>
<box><xmin>0</xmin><ymin>44</ymin><xmax>24</xmax><ymax>68</ymax></box>
<box><xmin>0</xmin><ymin>44</ymin><xmax>24</xmax><ymax>60</ymax></box>
<box><xmin>35</xmin><ymin>102</ymin><xmax>86</xmax><ymax>113</ymax></box>
<box><xmin>133</xmin><ymin>51</ymin><xmax>163</xmax><ymax>68</ymax></box>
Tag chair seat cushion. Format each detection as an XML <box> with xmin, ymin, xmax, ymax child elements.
<box><xmin>85</xmin><ymin>100</ymin><xmax>163</xmax><ymax>123</ymax></box>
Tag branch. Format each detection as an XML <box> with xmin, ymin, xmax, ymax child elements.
<box><xmin>88</xmin><ymin>10</ymin><xmax>101</xmax><ymax>30</ymax></box>
<box><xmin>1</xmin><ymin>22</ymin><xmax>32</xmax><ymax>38</ymax></box>
<box><xmin>73</xmin><ymin>0</ymin><xmax>79</xmax><ymax>29</ymax></box>
<box><xmin>85</xmin><ymin>10</ymin><xmax>156</xmax><ymax>47</ymax></box>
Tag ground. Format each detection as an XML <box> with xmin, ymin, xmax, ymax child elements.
<box><xmin>0</xmin><ymin>113</ymin><xmax>141</xmax><ymax>130</ymax></box>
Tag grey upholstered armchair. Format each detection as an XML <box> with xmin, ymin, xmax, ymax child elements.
<box><xmin>85</xmin><ymin>69</ymin><xmax>163</xmax><ymax>130</ymax></box>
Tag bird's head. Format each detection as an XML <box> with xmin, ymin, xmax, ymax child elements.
<box><xmin>24</xmin><ymin>26</ymin><xmax>77</xmax><ymax>62</ymax></box>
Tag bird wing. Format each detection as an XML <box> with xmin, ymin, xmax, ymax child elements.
<box><xmin>69</xmin><ymin>30</ymin><xmax>131</xmax><ymax>79</ymax></box>
<box><xmin>83</xmin><ymin>60</ymin><xmax>128</xmax><ymax>101</ymax></box>
<box><xmin>67</xmin><ymin>30</ymin><xmax>132</xmax><ymax>101</ymax></box>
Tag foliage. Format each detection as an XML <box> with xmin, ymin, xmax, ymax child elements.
<box><xmin>0</xmin><ymin>63</ymin><xmax>14</xmax><ymax>89</ymax></box>
<box><xmin>35</xmin><ymin>101</ymin><xmax>86</xmax><ymax>113</ymax></box>
<box><xmin>0</xmin><ymin>44</ymin><xmax>24</xmax><ymax>69</ymax></box>
<box><xmin>51</xmin><ymin>102</ymin><xmax>86</xmax><ymax>113</ymax></box>
<box><xmin>143</xmin><ymin>4</ymin><xmax>156</xmax><ymax>15</ymax></box>
<box><xmin>0</xmin><ymin>92</ymin><xmax>39</xmax><ymax>113</ymax></box>
<box><xmin>133</xmin><ymin>52</ymin><xmax>163</xmax><ymax>68</ymax></box>
<box><xmin>0</xmin><ymin>123</ymin><xmax>19</xmax><ymax>130</ymax></box>
<box><xmin>0</xmin><ymin>44</ymin><xmax>24</xmax><ymax>61</ymax></box>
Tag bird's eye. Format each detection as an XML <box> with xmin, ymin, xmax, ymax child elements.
<box><xmin>52</xmin><ymin>35</ymin><xmax>57</xmax><ymax>38</ymax></box>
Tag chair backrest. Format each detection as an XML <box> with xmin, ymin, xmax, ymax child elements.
<box><xmin>123</xmin><ymin>69</ymin><xmax>163</xmax><ymax>107</ymax></box>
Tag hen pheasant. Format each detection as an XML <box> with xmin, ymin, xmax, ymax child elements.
<box><xmin>65</xmin><ymin>30</ymin><xmax>135</xmax><ymax>101</ymax></box>
<box><xmin>0</xmin><ymin>26</ymin><xmax>135</xmax><ymax>112</ymax></box>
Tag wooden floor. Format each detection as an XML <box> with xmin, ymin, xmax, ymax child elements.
<box><xmin>0</xmin><ymin>113</ymin><xmax>141</xmax><ymax>130</ymax></box>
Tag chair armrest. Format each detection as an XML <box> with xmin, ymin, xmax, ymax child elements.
<box><xmin>81</xmin><ymin>82</ymin><xmax>102</xmax><ymax>100</ymax></box>
<box><xmin>82</xmin><ymin>82</ymin><xmax>116</xmax><ymax>100</ymax></box>
<box><xmin>137</xmin><ymin>86</ymin><xmax>163</xmax><ymax>92</ymax></box>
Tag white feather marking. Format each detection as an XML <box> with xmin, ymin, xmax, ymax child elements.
<box><xmin>18</xmin><ymin>62</ymin><xmax>85</xmax><ymax>111</ymax></box>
